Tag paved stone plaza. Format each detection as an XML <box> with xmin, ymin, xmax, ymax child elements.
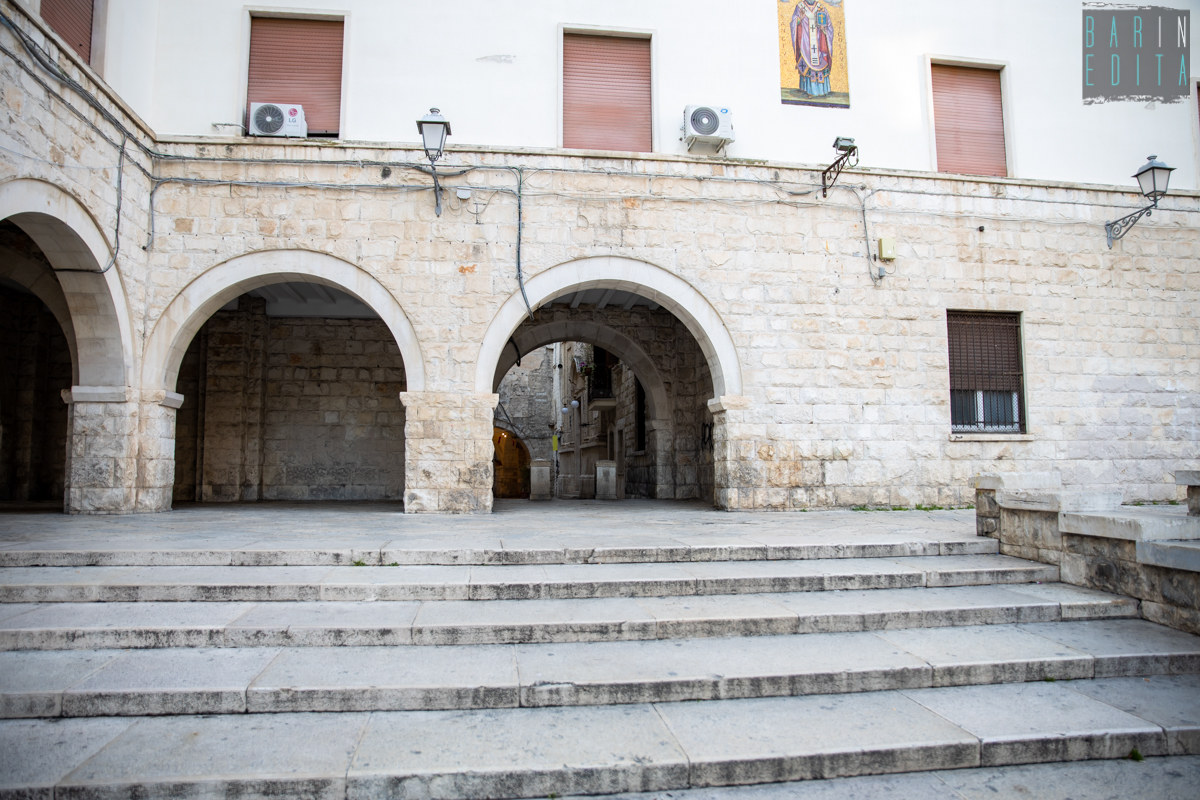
<box><xmin>0</xmin><ymin>500</ymin><xmax>980</xmax><ymax>553</ymax></box>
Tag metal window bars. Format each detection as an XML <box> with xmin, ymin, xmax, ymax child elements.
<box><xmin>947</xmin><ymin>311</ymin><xmax>1025</xmax><ymax>433</ymax></box>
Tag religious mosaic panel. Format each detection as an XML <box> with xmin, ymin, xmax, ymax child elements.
<box><xmin>778</xmin><ymin>0</ymin><xmax>851</xmax><ymax>108</ymax></box>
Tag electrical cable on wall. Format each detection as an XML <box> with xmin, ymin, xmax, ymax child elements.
<box><xmin>3</xmin><ymin>0</ymin><xmax>1195</xmax><ymax>309</ymax></box>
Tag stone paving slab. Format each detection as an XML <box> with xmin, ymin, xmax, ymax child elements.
<box><xmin>0</xmin><ymin>602</ymin><xmax>257</xmax><ymax>650</ymax></box>
<box><xmin>0</xmin><ymin>555</ymin><xmax>1057</xmax><ymax>604</ymax></box>
<box><xmin>1065</xmin><ymin>674</ymin><xmax>1200</xmax><ymax>754</ymax></box>
<box><xmin>347</xmin><ymin>704</ymin><xmax>690</xmax><ymax>799</ymax></box>
<box><xmin>901</xmin><ymin>682</ymin><xmax>1167</xmax><ymax>766</ymax></box>
<box><xmin>513</xmin><ymin>632</ymin><xmax>931</xmax><ymax>707</ymax></box>
<box><xmin>62</xmin><ymin>648</ymin><xmax>283</xmax><ymax>717</ymax></box>
<box><xmin>0</xmin><ymin>651</ymin><xmax>119</xmax><ymax>717</ymax></box>
<box><xmin>224</xmin><ymin>600</ymin><xmax>421</xmax><ymax>647</ymax></box>
<box><xmin>0</xmin><ymin>585</ymin><xmax>1138</xmax><ymax>651</ymax></box>
<box><xmin>56</xmin><ymin>711</ymin><xmax>370</xmax><ymax>800</ymax></box>
<box><xmin>7</xmin><ymin>621</ymin><xmax>1194</xmax><ymax>719</ymax></box>
<box><xmin>1001</xmin><ymin>582</ymin><xmax>1144</xmax><ymax>619</ymax></box>
<box><xmin>875</xmin><ymin>625</ymin><xmax>1093</xmax><ymax>685</ymax></box>
<box><xmin>656</xmin><ymin>691</ymin><xmax>980</xmax><ymax>786</ymax></box>
<box><xmin>4</xmin><ymin>680</ymin><xmax>1199</xmax><ymax>798</ymax></box>
<box><xmin>600</xmin><ymin>756</ymin><xmax>1200</xmax><ymax>800</ymax></box>
<box><xmin>248</xmin><ymin>645</ymin><xmax>521</xmax><ymax>712</ymax></box>
<box><xmin>771</xmin><ymin>585</ymin><xmax>1065</xmax><ymax>633</ymax></box>
<box><xmin>1018</xmin><ymin>619</ymin><xmax>1200</xmax><ymax>676</ymax></box>
<box><xmin>0</xmin><ymin>717</ymin><xmax>136</xmax><ymax>798</ymax></box>
<box><xmin>411</xmin><ymin>597</ymin><xmax>660</xmax><ymax>645</ymax></box>
<box><xmin>0</xmin><ymin>504</ymin><xmax>991</xmax><ymax>568</ymax></box>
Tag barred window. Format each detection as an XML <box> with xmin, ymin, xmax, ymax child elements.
<box><xmin>947</xmin><ymin>311</ymin><xmax>1025</xmax><ymax>433</ymax></box>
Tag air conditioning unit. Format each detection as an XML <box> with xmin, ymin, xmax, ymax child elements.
<box><xmin>682</xmin><ymin>105</ymin><xmax>734</xmax><ymax>151</ymax></box>
<box><xmin>249</xmin><ymin>102</ymin><xmax>307</xmax><ymax>137</ymax></box>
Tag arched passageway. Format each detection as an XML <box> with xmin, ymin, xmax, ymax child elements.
<box><xmin>492</xmin><ymin>427</ymin><xmax>531</xmax><ymax>499</ymax></box>
<box><xmin>143</xmin><ymin>250</ymin><xmax>424</xmax><ymax>507</ymax></box>
<box><xmin>0</xmin><ymin>179</ymin><xmax>136</xmax><ymax>513</ymax></box>
<box><xmin>484</xmin><ymin>260</ymin><xmax>729</xmax><ymax>505</ymax></box>
<box><xmin>0</xmin><ymin>223</ymin><xmax>72</xmax><ymax>506</ymax></box>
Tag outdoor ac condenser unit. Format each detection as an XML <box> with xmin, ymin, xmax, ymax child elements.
<box><xmin>682</xmin><ymin>105</ymin><xmax>734</xmax><ymax>151</ymax></box>
<box><xmin>249</xmin><ymin>102</ymin><xmax>307</xmax><ymax>137</ymax></box>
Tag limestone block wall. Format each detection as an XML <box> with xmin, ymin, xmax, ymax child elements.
<box><xmin>2</xmin><ymin>0</ymin><xmax>1197</xmax><ymax>513</ymax></box>
<box><xmin>400</xmin><ymin>391</ymin><xmax>497</xmax><ymax>513</ymax></box>
<box><xmin>172</xmin><ymin>297</ymin><xmax>407</xmax><ymax>502</ymax></box>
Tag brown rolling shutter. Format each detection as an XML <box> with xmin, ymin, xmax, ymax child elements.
<box><xmin>931</xmin><ymin>65</ymin><xmax>1007</xmax><ymax>177</ymax></box>
<box><xmin>563</xmin><ymin>34</ymin><xmax>652</xmax><ymax>152</ymax></box>
<box><xmin>248</xmin><ymin>17</ymin><xmax>344</xmax><ymax>136</ymax></box>
<box><xmin>946</xmin><ymin>311</ymin><xmax>1025</xmax><ymax>433</ymax></box>
<box><xmin>40</xmin><ymin>0</ymin><xmax>93</xmax><ymax>63</ymax></box>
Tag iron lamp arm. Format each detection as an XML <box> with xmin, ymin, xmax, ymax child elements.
<box><xmin>1105</xmin><ymin>200</ymin><xmax>1156</xmax><ymax>248</ymax></box>
<box><xmin>822</xmin><ymin>146</ymin><xmax>858</xmax><ymax>198</ymax></box>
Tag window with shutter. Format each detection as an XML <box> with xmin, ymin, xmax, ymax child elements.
<box><xmin>931</xmin><ymin>64</ymin><xmax>1007</xmax><ymax>177</ymax></box>
<box><xmin>946</xmin><ymin>311</ymin><xmax>1025</xmax><ymax>433</ymax></box>
<box><xmin>563</xmin><ymin>34</ymin><xmax>652</xmax><ymax>152</ymax></box>
<box><xmin>40</xmin><ymin>0</ymin><xmax>93</xmax><ymax>64</ymax></box>
<box><xmin>247</xmin><ymin>17</ymin><xmax>344</xmax><ymax>137</ymax></box>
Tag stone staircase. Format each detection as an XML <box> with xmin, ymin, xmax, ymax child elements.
<box><xmin>1</xmin><ymin>521</ymin><xmax>1198</xmax><ymax>798</ymax></box>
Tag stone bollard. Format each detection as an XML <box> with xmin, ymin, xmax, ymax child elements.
<box><xmin>529</xmin><ymin>460</ymin><xmax>552</xmax><ymax>501</ymax></box>
<box><xmin>595</xmin><ymin>460</ymin><xmax>617</xmax><ymax>500</ymax></box>
<box><xmin>1177</xmin><ymin>471</ymin><xmax>1200</xmax><ymax>516</ymax></box>
<box><xmin>970</xmin><ymin>473</ymin><xmax>1063</xmax><ymax>539</ymax></box>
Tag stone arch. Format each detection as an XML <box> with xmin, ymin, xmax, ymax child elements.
<box><xmin>0</xmin><ymin>178</ymin><xmax>134</xmax><ymax>388</ymax></box>
<box><xmin>493</xmin><ymin>320</ymin><xmax>670</xmax><ymax>423</ymax></box>
<box><xmin>475</xmin><ymin>256</ymin><xmax>741</xmax><ymax>400</ymax></box>
<box><xmin>142</xmin><ymin>249</ymin><xmax>426</xmax><ymax>393</ymax></box>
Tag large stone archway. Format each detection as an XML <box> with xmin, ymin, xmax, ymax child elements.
<box><xmin>142</xmin><ymin>249</ymin><xmax>425</xmax><ymax>395</ymax></box>
<box><xmin>477</xmin><ymin>256</ymin><xmax>743</xmax><ymax>509</ymax></box>
<box><xmin>0</xmin><ymin>179</ymin><xmax>137</xmax><ymax>514</ymax></box>
<box><xmin>139</xmin><ymin>249</ymin><xmax>427</xmax><ymax>511</ymax></box>
<box><xmin>493</xmin><ymin>320</ymin><xmax>671</xmax><ymax>422</ymax></box>
<box><xmin>475</xmin><ymin>256</ymin><xmax>742</xmax><ymax>400</ymax></box>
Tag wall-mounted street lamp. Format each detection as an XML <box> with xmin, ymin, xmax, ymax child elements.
<box><xmin>822</xmin><ymin>136</ymin><xmax>858</xmax><ymax>198</ymax></box>
<box><xmin>1106</xmin><ymin>156</ymin><xmax>1174</xmax><ymax>248</ymax></box>
<box><xmin>416</xmin><ymin>108</ymin><xmax>451</xmax><ymax>216</ymax></box>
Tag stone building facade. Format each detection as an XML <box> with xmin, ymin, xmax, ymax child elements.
<box><xmin>0</xmin><ymin>3</ymin><xmax>1197</xmax><ymax>514</ymax></box>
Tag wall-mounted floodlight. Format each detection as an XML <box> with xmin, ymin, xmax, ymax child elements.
<box><xmin>822</xmin><ymin>136</ymin><xmax>858</xmax><ymax>198</ymax></box>
<box><xmin>416</xmin><ymin>108</ymin><xmax>451</xmax><ymax>215</ymax></box>
<box><xmin>1106</xmin><ymin>156</ymin><xmax>1174</xmax><ymax>247</ymax></box>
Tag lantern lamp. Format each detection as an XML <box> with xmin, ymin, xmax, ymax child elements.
<box><xmin>416</xmin><ymin>108</ymin><xmax>451</xmax><ymax>215</ymax></box>
<box><xmin>1106</xmin><ymin>156</ymin><xmax>1174</xmax><ymax>247</ymax></box>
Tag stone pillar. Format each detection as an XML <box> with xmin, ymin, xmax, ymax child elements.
<box><xmin>1175</xmin><ymin>471</ymin><xmax>1199</xmax><ymax>516</ymax></box>
<box><xmin>975</xmin><ymin>488</ymin><xmax>1000</xmax><ymax>538</ymax></box>
<box><xmin>646</xmin><ymin>419</ymin><xmax>674</xmax><ymax>499</ymax></box>
<box><xmin>708</xmin><ymin>395</ymin><xmax>754</xmax><ymax>511</ymax></box>
<box><xmin>134</xmin><ymin>391</ymin><xmax>184</xmax><ymax>513</ymax></box>
<box><xmin>595</xmin><ymin>459</ymin><xmax>617</xmax><ymax>500</ymax></box>
<box><xmin>400</xmin><ymin>391</ymin><xmax>497</xmax><ymax>514</ymax></box>
<box><xmin>529</xmin><ymin>459</ymin><xmax>552</xmax><ymax>500</ymax></box>
<box><xmin>62</xmin><ymin>386</ymin><xmax>138</xmax><ymax>514</ymax></box>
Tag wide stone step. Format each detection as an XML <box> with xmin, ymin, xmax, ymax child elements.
<box><xmin>0</xmin><ymin>533</ymin><xmax>998</xmax><ymax>567</ymax></box>
<box><xmin>0</xmin><ymin>583</ymin><xmax>1136</xmax><ymax>650</ymax></box>
<box><xmin>0</xmin><ymin>555</ymin><xmax>1056</xmax><ymax>603</ymax></box>
<box><xmin>3</xmin><ymin>676</ymin><xmax>1197</xmax><ymax>799</ymax></box>
<box><xmin>2</xmin><ymin>620</ymin><xmax>1196</xmax><ymax>719</ymax></box>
